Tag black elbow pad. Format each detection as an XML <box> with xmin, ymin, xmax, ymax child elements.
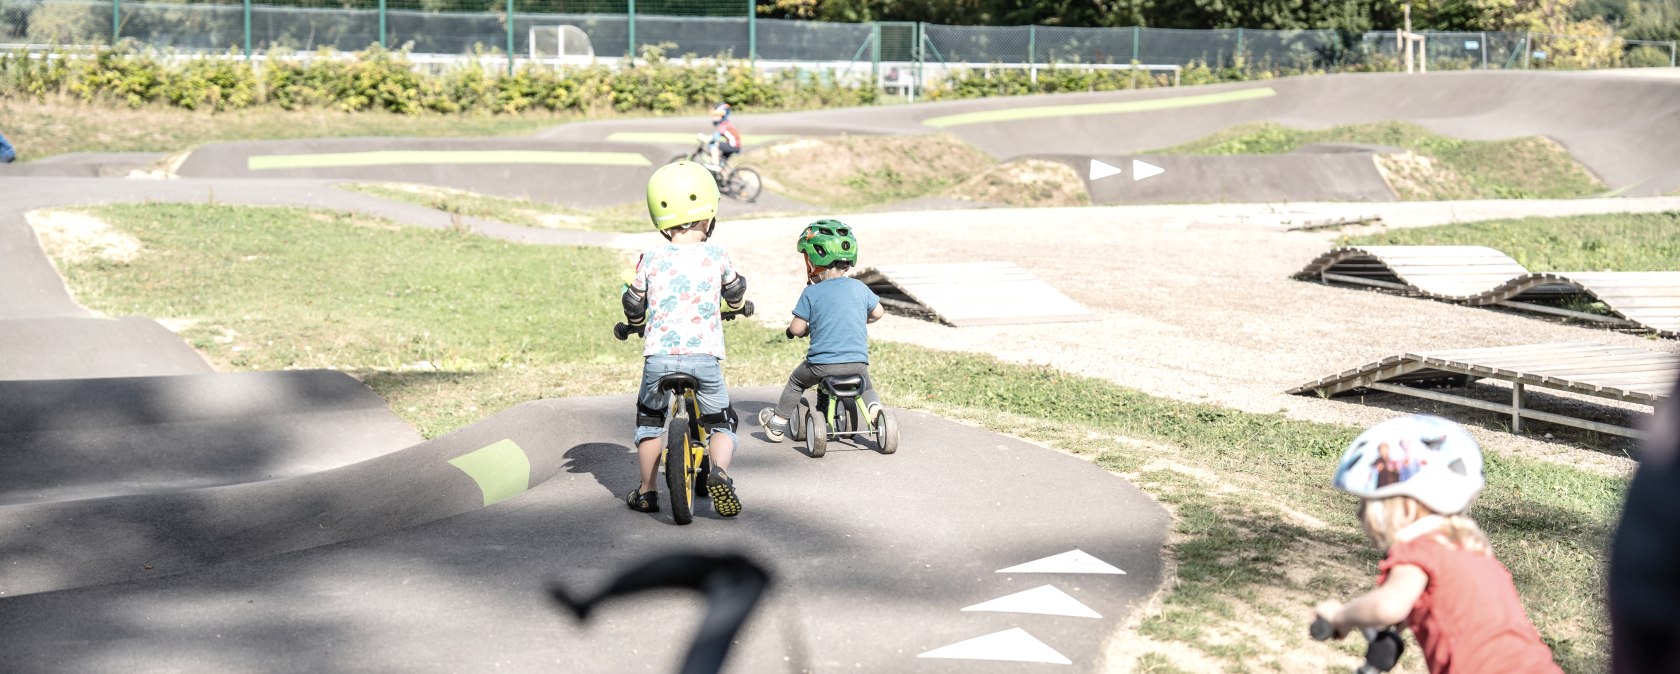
<box><xmin>621</xmin><ymin>287</ymin><xmax>647</xmax><ymax>324</ymax></box>
<box><xmin>721</xmin><ymin>273</ymin><xmax>748</xmax><ymax>308</ymax></box>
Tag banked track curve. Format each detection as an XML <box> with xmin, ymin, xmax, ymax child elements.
<box><xmin>1294</xmin><ymin>245</ymin><xmax>1680</xmax><ymax>337</ymax></box>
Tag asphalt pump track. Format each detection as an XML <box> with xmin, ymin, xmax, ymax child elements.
<box><xmin>0</xmin><ymin>170</ymin><xmax>1166</xmax><ymax>673</ymax></box>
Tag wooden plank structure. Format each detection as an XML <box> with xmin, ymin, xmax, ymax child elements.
<box><xmin>1294</xmin><ymin>246</ymin><xmax>1680</xmax><ymax>337</ymax></box>
<box><xmin>851</xmin><ymin>262</ymin><xmax>1097</xmax><ymax>327</ymax></box>
<box><xmin>1289</xmin><ymin>343</ymin><xmax>1678</xmax><ymax>439</ymax></box>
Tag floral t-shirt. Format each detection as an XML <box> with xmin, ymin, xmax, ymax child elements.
<box><xmin>632</xmin><ymin>242</ymin><xmax>739</xmax><ymax>359</ymax></box>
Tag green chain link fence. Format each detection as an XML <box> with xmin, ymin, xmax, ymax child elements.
<box><xmin>3</xmin><ymin>1</ymin><xmax>1674</xmax><ymax>84</ymax></box>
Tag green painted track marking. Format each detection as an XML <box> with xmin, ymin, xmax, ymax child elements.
<box><xmin>606</xmin><ymin>132</ymin><xmax>791</xmax><ymax>144</ymax></box>
<box><xmin>921</xmin><ymin>87</ymin><xmax>1278</xmax><ymax>128</ymax></box>
<box><xmin>447</xmin><ymin>439</ymin><xmax>532</xmax><ymax>506</ymax></box>
<box><xmin>247</xmin><ymin>150</ymin><xmax>652</xmax><ymax>171</ymax></box>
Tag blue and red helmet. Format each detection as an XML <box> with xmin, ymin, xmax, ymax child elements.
<box><xmin>711</xmin><ymin>102</ymin><xmax>732</xmax><ymax>122</ymax></box>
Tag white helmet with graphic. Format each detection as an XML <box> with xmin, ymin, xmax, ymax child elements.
<box><xmin>1332</xmin><ymin>415</ymin><xmax>1485</xmax><ymax>515</ymax></box>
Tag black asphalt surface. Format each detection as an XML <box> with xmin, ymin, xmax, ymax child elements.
<box><xmin>0</xmin><ymin>391</ymin><xmax>1167</xmax><ymax>673</ymax></box>
<box><xmin>542</xmin><ymin>70</ymin><xmax>1680</xmax><ymax>203</ymax></box>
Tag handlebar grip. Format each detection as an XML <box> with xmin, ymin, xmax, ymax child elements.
<box><xmin>785</xmin><ymin>327</ymin><xmax>796</xmax><ymax>340</ymax></box>
<box><xmin>614</xmin><ymin>323</ymin><xmax>643</xmax><ymax>341</ymax></box>
<box><xmin>1309</xmin><ymin>618</ymin><xmax>1335</xmax><ymax>642</ymax></box>
<box><xmin>1365</xmin><ymin>629</ymin><xmax>1404</xmax><ymax>671</ymax></box>
<box><xmin>721</xmin><ymin>300</ymin><xmax>754</xmax><ymax>321</ymax></box>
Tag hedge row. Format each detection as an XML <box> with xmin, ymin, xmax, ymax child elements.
<box><xmin>0</xmin><ymin>44</ymin><xmax>878</xmax><ymax>114</ymax></box>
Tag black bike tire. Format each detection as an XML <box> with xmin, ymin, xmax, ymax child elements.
<box><xmin>790</xmin><ymin>398</ymin><xmax>809</xmax><ymax>442</ymax></box>
<box><xmin>666</xmin><ymin>407</ymin><xmax>694</xmax><ymax>525</ymax></box>
<box><xmin>667</xmin><ymin>153</ymin><xmax>693</xmax><ymax>165</ymax></box>
<box><xmin>728</xmin><ymin>167</ymin><xmax>762</xmax><ymax>202</ymax></box>
<box><xmin>879</xmin><ymin>409</ymin><xmax>899</xmax><ymax>454</ymax></box>
<box><xmin>804</xmin><ymin>408</ymin><xmax>827</xmax><ymax>458</ymax></box>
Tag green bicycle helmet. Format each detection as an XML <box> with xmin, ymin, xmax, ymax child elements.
<box><xmin>646</xmin><ymin>161</ymin><xmax>719</xmax><ymax>230</ymax></box>
<box><xmin>797</xmin><ymin>219</ymin><xmax>858</xmax><ymax>268</ymax></box>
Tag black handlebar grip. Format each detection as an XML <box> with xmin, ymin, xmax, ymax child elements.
<box><xmin>785</xmin><ymin>327</ymin><xmax>796</xmax><ymax>340</ymax></box>
<box><xmin>740</xmin><ymin>300</ymin><xmax>754</xmax><ymax>317</ymax></box>
<box><xmin>613</xmin><ymin>323</ymin><xmax>631</xmax><ymax>341</ymax></box>
<box><xmin>1366</xmin><ymin>629</ymin><xmax>1404</xmax><ymax>671</ymax></box>
<box><xmin>1310</xmin><ymin>617</ymin><xmax>1335</xmax><ymax>642</ymax></box>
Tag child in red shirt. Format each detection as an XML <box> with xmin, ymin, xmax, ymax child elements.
<box><xmin>1314</xmin><ymin>415</ymin><xmax>1561</xmax><ymax>674</ymax></box>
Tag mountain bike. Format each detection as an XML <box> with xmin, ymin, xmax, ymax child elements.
<box><xmin>670</xmin><ymin>135</ymin><xmax>762</xmax><ymax>203</ymax></box>
<box><xmin>783</xmin><ymin>331</ymin><xmax>899</xmax><ymax>459</ymax></box>
<box><xmin>614</xmin><ymin>302</ymin><xmax>753</xmax><ymax>524</ymax></box>
<box><xmin>1310</xmin><ymin>617</ymin><xmax>1404</xmax><ymax>674</ymax></box>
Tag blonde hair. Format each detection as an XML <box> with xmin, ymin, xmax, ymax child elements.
<box><xmin>1360</xmin><ymin>495</ymin><xmax>1490</xmax><ymax>555</ymax></box>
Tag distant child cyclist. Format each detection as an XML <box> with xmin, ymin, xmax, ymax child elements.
<box><xmin>703</xmin><ymin>102</ymin><xmax>742</xmax><ymax>170</ymax></box>
<box><xmin>1314</xmin><ymin>415</ymin><xmax>1561</xmax><ymax>674</ymax></box>
<box><xmin>620</xmin><ymin>160</ymin><xmax>749</xmax><ymax>517</ymax></box>
<box><xmin>758</xmin><ymin>220</ymin><xmax>884</xmax><ymax>441</ymax></box>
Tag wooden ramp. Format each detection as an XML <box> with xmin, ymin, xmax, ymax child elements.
<box><xmin>1289</xmin><ymin>343</ymin><xmax>1678</xmax><ymax>439</ymax></box>
<box><xmin>1293</xmin><ymin>246</ymin><xmax>1680</xmax><ymax>337</ymax></box>
<box><xmin>852</xmin><ymin>262</ymin><xmax>1097</xmax><ymax>327</ymax></box>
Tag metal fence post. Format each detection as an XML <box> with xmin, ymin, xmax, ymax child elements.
<box><xmin>506</xmin><ymin>0</ymin><xmax>514</xmax><ymax>75</ymax></box>
<box><xmin>1480</xmin><ymin>31</ymin><xmax>1487</xmax><ymax>68</ymax></box>
<box><xmin>1524</xmin><ymin>32</ymin><xmax>1531</xmax><ymax>69</ymax></box>
<box><xmin>870</xmin><ymin>22</ymin><xmax>880</xmax><ymax>87</ymax></box>
<box><xmin>1236</xmin><ymin>27</ymin><xmax>1244</xmax><ymax>66</ymax></box>
<box><xmin>1028</xmin><ymin>24</ymin><xmax>1036</xmax><ymax>84</ymax></box>
<box><xmin>243</xmin><ymin>0</ymin><xmax>251</xmax><ymax>58</ymax></box>
<box><xmin>627</xmin><ymin>0</ymin><xmax>636</xmax><ymax>58</ymax></box>
<box><xmin>379</xmin><ymin>0</ymin><xmax>386</xmax><ymax>48</ymax></box>
<box><xmin>112</xmin><ymin>0</ymin><xmax>120</xmax><ymax>44</ymax></box>
<box><xmin>1132</xmin><ymin>25</ymin><xmax>1140</xmax><ymax>62</ymax></box>
<box><xmin>748</xmin><ymin>0</ymin><xmax>756</xmax><ymax>64</ymax></box>
<box><xmin>1672</xmin><ymin>41</ymin><xmax>1677</xmax><ymax>67</ymax></box>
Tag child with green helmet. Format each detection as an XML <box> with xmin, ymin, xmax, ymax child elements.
<box><xmin>758</xmin><ymin>219</ymin><xmax>885</xmax><ymax>441</ymax></box>
<box><xmin>620</xmin><ymin>160</ymin><xmax>750</xmax><ymax>517</ymax></box>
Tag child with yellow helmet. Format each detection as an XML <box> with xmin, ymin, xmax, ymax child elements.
<box><xmin>620</xmin><ymin>161</ymin><xmax>749</xmax><ymax>516</ymax></box>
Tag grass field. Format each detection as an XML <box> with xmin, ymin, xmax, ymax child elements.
<box><xmin>341</xmin><ymin>182</ymin><xmax>648</xmax><ymax>233</ymax></box>
<box><xmin>1153</xmin><ymin>121</ymin><xmax>1605</xmax><ymax>200</ymax></box>
<box><xmin>1344</xmin><ymin>211</ymin><xmax>1680</xmax><ymax>272</ymax></box>
<box><xmin>36</xmin><ymin>202</ymin><xmax>1623</xmax><ymax>673</ymax></box>
<box><xmin>0</xmin><ymin>100</ymin><xmax>576</xmax><ymax>163</ymax></box>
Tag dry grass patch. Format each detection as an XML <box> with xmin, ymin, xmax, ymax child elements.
<box><xmin>25</xmin><ymin>209</ymin><xmax>143</xmax><ymax>264</ymax></box>
<box><xmin>742</xmin><ymin>134</ymin><xmax>994</xmax><ymax>208</ymax></box>
<box><xmin>945</xmin><ymin>159</ymin><xmax>1091</xmax><ymax>207</ymax></box>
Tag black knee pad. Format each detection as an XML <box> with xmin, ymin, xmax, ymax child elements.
<box><xmin>701</xmin><ymin>407</ymin><xmax>738</xmax><ymax>434</ymax></box>
<box><xmin>636</xmin><ymin>403</ymin><xmax>665</xmax><ymax>429</ymax></box>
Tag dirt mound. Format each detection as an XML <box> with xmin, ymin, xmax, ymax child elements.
<box><xmin>743</xmin><ymin>134</ymin><xmax>994</xmax><ymax>208</ymax></box>
<box><xmin>944</xmin><ymin>159</ymin><xmax>1090</xmax><ymax>208</ymax></box>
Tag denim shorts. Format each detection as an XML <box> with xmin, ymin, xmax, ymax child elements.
<box><xmin>636</xmin><ymin>354</ymin><xmax>735</xmax><ymax>444</ymax></box>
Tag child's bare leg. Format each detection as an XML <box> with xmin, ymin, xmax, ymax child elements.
<box><xmin>637</xmin><ymin>437</ymin><xmax>661</xmax><ymax>493</ymax></box>
<box><xmin>709</xmin><ymin>433</ymin><xmax>734</xmax><ymax>472</ymax></box>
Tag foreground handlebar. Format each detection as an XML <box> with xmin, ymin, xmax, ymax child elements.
<box><xmin>614</xmin><ymin>301</ymin><xmax>754</xmax><ymax>341</ymax></box>
<box><xmin>1310</xmin><ymin>618</ymin><xmax>1403</xmax><ymax>673</ymax></box>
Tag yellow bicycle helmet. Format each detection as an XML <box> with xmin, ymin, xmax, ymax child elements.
<box><xmin>646</xmin><ymin>161</ymin><xmax>719</xmax><ymax>231</ymax></box>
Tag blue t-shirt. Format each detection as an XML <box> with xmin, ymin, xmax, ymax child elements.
<box><xmin>793</xmin><ymin>277</ymin><xmax>879</xmax><ymax>365</ymax></box>
<box><xmin>0</xmin><ymin>132</ymin><xmax>14</xmax><ymax>163</ymax></box>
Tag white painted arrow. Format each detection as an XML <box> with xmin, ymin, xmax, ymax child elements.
<box><xmin>997</xmin><ymin>549</ymin><xmax>1126</xmax><ymax>575</ymax></box>
<box><xmin>962</xmin><ymin>584</ymin><xmax>1102</xmax><ymax>618</ymax></box>
<box><xmin>1131</xmin><ymin>159</ymin><xmax>1165</xmax><ymax>181</ymax></box>
<box><xmin>917</xmin><ymin>627</ymin><xmax>1072</xmax><ymax>664</ymax></box>
<box><xmin>1088</xmin><ymin>158</ymin><xmax>1123</xmax><ymax>181</ymax></box>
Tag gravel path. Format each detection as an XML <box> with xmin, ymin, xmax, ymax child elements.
<box><xmin>717</xmin><ymin>199</ymin><xmax>1680</xmax><ymax>478</ymax></box>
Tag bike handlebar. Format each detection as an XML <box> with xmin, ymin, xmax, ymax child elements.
<box><xmin>1309</xmin><ymin>618</ymin><xmax>1403</xmax><ymax>674</ymax></box>
<box><xmin>614</xmin><ymin>301</ymin><xmax>754</xmax><ymax>341</ymax></box>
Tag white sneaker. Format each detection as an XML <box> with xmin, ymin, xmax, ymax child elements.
<box><xmin>757</xmin><ymin>407</ymin><xmax>788</xmax><ymax>442</ymax></box>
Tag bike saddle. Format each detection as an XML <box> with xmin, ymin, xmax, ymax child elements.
<box><xmin>658</xmin><ymin>373</ymin><xmax>701</xmax><ymax>393</ymax></box>
<box><xmin>820</xmin><ymin>375</ymin><xmax>864</xmax><ymax>397</ymax></box>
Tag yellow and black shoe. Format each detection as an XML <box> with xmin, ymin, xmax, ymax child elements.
<box><xmin>625</xmin><ymin>487</ymin><xmax>659</xmax><ymax>513</ymax></box>
<box><xmin>707</xmin><ymin>469</ymin><xmax>742</xmax><ymax>517</ymax></box>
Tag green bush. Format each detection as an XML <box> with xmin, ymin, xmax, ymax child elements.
<box><xmin>0</xmin><ymin>43</ymin><xmax>876</xmax><ymax>117</ymax></box>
